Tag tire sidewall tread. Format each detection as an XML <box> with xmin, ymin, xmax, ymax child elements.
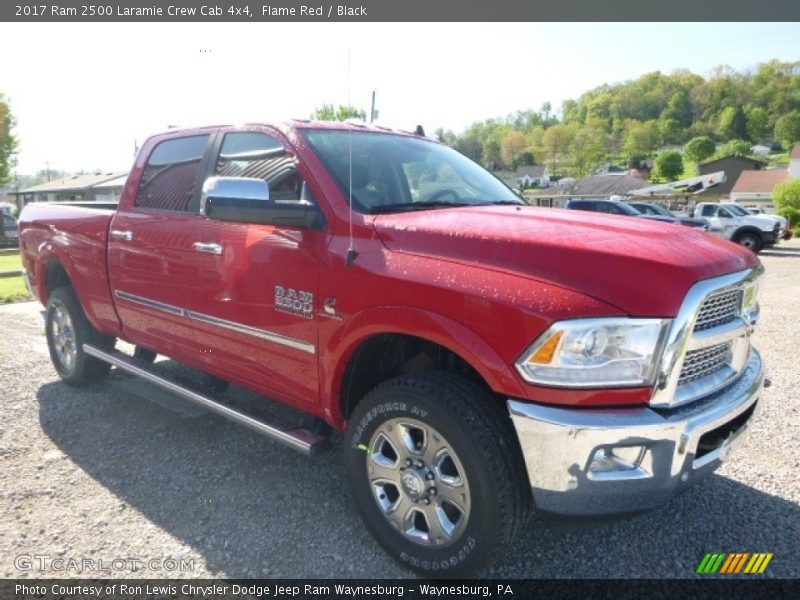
<box><xmin>345</xmin><ymin>371</ymin><xmax>531</xmax><ymax>577</ymax></box>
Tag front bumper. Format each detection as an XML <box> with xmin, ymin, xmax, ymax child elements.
<box><xmin>507</xmin><ymin>349</ymin><xmax>763</xmax><ymax>516</ymax></box>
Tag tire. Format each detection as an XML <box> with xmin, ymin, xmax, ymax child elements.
<box><xmin>133</xmin><ymin>346</ymin><xmax>157</xmax><ymax>364</ymax></box>
<box><xmin>345</xmin><ymin>371</ymin><xmax>531</xmax><ymax>577</ymax></box>
<box><xmin>45</xmin><ymin>287</ymin><xmax>114</xmax><ymax>386</ymax></box>
<box><xmin>734</xmin><ymin>231</ymin><xmax>763</xmax><ymax>253</ymax></box>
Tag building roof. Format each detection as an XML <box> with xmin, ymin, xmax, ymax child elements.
<box><xmin>699</xmin><ymin>155</ymin><xmax>765</xmax><ymax>169</ymax></box>
<box><xmin>91</xmin><ymin>174</ymin><xmax>128</xmax><ymax>189</ymax></box>
<box><xmin>532</xmin><ymin>174</ymin><xmax>650</xmax><ymax>197</ymax></box>
<box><xmin>731</xmin><ymin>169</ymin><xmax>788</xmax><ymax>194</ymax></box>
<box><xmin>791</xmin><ymin>143</ymin><xmax>800</xmax><ymax>160</ymax></box>
<box><xmin>515</xmin><ymin>165</ymin><xmax>547</xmax><ymax>178</ymax></box>
<box><xmin>17</xmin><ymin>172</ymin><xmax>125</xmax><ymax>194</ymax></box>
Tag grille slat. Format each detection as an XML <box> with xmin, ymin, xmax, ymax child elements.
<box><xmin>678</xmin><ymin>342</ymin><xmax>733</xmax><ymax>385</ymax></box>
<box><xmin>693</xmin><ymin>289</ymin><xmax>742</xmax><ymax>332</ymax></box>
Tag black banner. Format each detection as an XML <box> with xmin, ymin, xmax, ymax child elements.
<box><xmin>2</xmin><ymin>579</ymin><xmax>799</xmax><ymax>600</ymax></box>
<box><xmin>3</xmin><ymin>0</ymin><xmax>800</xmax><ymax>22</ymax></box>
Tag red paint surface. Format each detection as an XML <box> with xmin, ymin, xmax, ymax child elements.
<box><xmin>19</xmin><ymin>121</ymin><xmax>760</xmax><ymax>429</ymax></box>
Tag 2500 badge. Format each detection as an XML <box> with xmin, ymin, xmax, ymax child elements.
<box><xmin>274</xmin><ymin>286</ymin><xmax>313</xmax><ymax>319</ymax></box>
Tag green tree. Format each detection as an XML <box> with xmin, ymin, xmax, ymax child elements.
<box><xmin>717</xmin><ymin>139</ymin><xmax>752</xmax><ymax>157</ymax></box>
<box><xmin>773</xmin><ymin>179</ymin><xmax>800</xmax><ymax>211</ymax></box>
<box><xmin>774</xmin><ymin>111</ymin><xmax>800</xmax><ymax>149</ymax></box>
<box><xmin>623</xmin><ymin>120</ymin><xmax>660</xmax><ymax>160</ymax></box>
<box><xmin>653</xmin><ymin>150</ymin><xmax>684</xmax><ymax>182</ymax></box>
<box><xmin>745</xmin><ymin>106</ymin><xmax>770</xmax><ymax>141</ymax></box>
<box><xmin>0</xmin><ymin>94</ymin><xmax>18</xmax><ymax>185</ymax></box>
<box><xmin>541</xmin><ymin>124</ymin><xmax>575</xmax><ymax>175</ymax></box>
<box><xmin>684</xmin><ymin>136</ymin><xmax>716</xmax><ymax>163</ymax></box>
<box><xmin>501</xmin><ymin>130</ymin><xmax>528</xmax><ymax>168</ymax></box>
<box><xmin>311</xmin><ymin>104</ymin><xmax>366</xmax><ymax>121</ymax></box>
<box><xmin>434</xmin><ymin>128</ymin><xmax>457</xmax><ymax>146</ymax></box>
<box><xmin>717</xmin><ymin>106</ymin><xmax>749</xmax><ymax>141</ymax></box>
<box><xmin>569</xmin><ymin>128</ymin><xmax>607</xmax><ymax>177</ymax></box>
<box><xmin>660</xmin><ymin>89</ymin><xmax>693</xmax><ymax>129</ymax></box>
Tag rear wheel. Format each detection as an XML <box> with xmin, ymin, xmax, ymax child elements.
<box><xmin>45</xmin><ymin>287</ymin><xmax>114</xmax><ymax>385</ymax></box>
<box><xmin>345</xmin><ymin>371</ymin><xmax>531</xmax><ymax>576</ymax></box>
<box><xmin>734</xmin><ymin>231</ymin><xmax>763</xmax><ymax>253</ymax></box>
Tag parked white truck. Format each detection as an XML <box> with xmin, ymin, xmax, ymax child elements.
<box><xmin>693</xmin><ymin>202</ymin><xmax>785</xmax><ymax>253</ymax></box>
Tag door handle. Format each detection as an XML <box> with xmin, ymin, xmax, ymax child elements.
<box><xmin>193</xmin><ymin>242</ymin><xmax>223</xmax><ymax>255</ymax></box>
<box><xmin>110</xmin><ymin>230</ymin><xmax>133</xmax><ymax>241</ymax></box>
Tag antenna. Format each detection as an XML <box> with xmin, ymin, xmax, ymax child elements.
<box><xmin>346</xmin><ymin>50</ymin><xmax>357</xmax><ymax>266</ymax></box>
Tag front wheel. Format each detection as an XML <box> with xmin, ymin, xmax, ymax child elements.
<box><xmin>345</xmin><ymin>372</ymin><xmax>531</xmax><ymax>577</ymax></box>
<box><xmin>734</xmin><ymin>231</ymin><xmax>763</xmax><ymax>253</ymax></box>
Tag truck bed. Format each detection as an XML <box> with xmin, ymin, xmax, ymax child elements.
<box><xmin>19</xmin><ymin>203</ymin><xmax>121</xmax><ymax>336</ymax></box>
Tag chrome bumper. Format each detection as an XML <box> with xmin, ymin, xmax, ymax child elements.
<box><xmin>508</xmin><ymin>350</ymin><xmax>763</xmax><ymax>516</ymax></box>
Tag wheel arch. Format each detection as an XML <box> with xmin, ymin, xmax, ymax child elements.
<box><xmin>35</xmin><ymin>245</ymin><xmax>112</xmax><ymax>335</ymax></box>
<box><xmin>732</xmin><ymin>226</ymin><xmax>765</xmax><ymax>242</ymax></box>
<box><xmin>325</xmin><ymin>306</ymin><xmax>526</xmax><ymax>428</ymax></box>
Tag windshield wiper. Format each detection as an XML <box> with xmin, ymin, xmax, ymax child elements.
<box><xmin>370</xmin><ymin>201</ymin><xmax>472</xmax><ymax>214</ymax></box>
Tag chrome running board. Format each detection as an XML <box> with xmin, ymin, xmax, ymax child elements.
<box><xmin>83</xmin><ymin>345</ymin><xmax>330</xmax><ymax>457</ymax></box>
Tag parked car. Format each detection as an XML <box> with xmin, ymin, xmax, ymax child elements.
<box><xmin>628</xmin><ymin>201</ymin><xmax>710</xmax><ymax>229</ymax></box>
<box><xmin>19</xmin><ymin>122</ymin><xmax>765</xmax><ymax>576</ymax></box>
<box><xmin>1</xmin><ymin>213</ymin><xmax>18</xmax><ymax>247</ymax></box>
<box><xmin>564</xmin><ymin>198</ymin><xmax>696</xmax><ymax>227</ymax></box>
<box><xmin>737</xmin><ymin>205</ymin><xmax>791</xmax><ymax>240</ymax></box>
<box><xmin>693</xmin><ymin>202</ymin><xmax>783</xmax><ymax>253</ymax></box>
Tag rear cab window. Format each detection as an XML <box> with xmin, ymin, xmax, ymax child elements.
<box><xmin>135</xmin><ymin>135</ymin><xmax>211</xmax><ymax>212</ymax></box>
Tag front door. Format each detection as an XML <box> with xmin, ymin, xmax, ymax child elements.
<box><xmin>187</xmin><ymin>129</ymin><xmax>326</xmax><ymax>409</ymax></box>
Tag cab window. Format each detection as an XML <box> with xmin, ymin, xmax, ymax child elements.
<box><xmin>135</xmin><ymin>135</ymin><xmax>211</xmax><ymax>212</ymax></box>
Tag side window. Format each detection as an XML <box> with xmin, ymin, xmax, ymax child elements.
<box><xmin>718</xmin><ymin>208</ymin><xmax>733</xmax><ymax>218</ymax></box>
<box><xmin>215</xmin><ymin>132</ymin><xmax>306</xmax><ymax>202</ymax></box>
<box><xmin>135</xmin><ymin>135</ymin><xmax>210</xmax><ymax>211</ymax></box>
<box><xmin>700</xmin><ymin>205</ymin><xmax>717</xmax><ymax>217</ymax></box>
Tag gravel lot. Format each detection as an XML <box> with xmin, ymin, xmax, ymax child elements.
<box><xmin>1</xmin><ymin>240</ymin><xmax>799</xmax><ymax>579</ymax></box>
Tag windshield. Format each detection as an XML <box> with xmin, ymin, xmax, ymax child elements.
<box><xmin>615</xmin><ymin>202</ymin><xmax>643</xmax><ymax>216</ymax></box>
<box><xmin>726</xmin><ymin>204</ymin><xmax>751</xmax><ymax>217</ymax></box>
<box><xmin>636</xmin><ymin>203</ymin><xmax>672</xmax><ymax>217</ymax></box>
<box><xmin>302</xmin><ymin>129</ymin><xmax>522</xmax><ymax>214</ymax></box>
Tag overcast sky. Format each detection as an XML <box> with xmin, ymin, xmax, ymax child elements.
<box><xmin>2</xmin><ymin>22</ymin><xmax>800</xmax><ymax>175</ymax></box>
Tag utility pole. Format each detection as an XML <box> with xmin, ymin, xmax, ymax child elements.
<box><xmin>370</xmin><ymin>90</ymin><xmax>378</xmax><ymax>123</ymax></box>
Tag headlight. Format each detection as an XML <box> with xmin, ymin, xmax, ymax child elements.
<box><xmin>515</xmin><ymin>318</ymin><xmax>670</xmax><ymax>387</ymax></box>
<box><xmin>742</xmin><ymin>281</ymin><xmax>759</xmax><ymax>325</ymax></box>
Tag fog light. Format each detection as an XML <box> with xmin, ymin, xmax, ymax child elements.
<box><xmin>588</xmin><ymin>446</ymin><xmax>651</xmax><ymax>481</ymax></box>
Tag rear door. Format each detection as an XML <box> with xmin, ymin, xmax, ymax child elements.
<box><xmin>108</xmin><ymin>132</ymin><xmax>216</xmax><ymax>359</ymax></box>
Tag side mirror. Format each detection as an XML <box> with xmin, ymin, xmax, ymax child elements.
<box><xmin>201</xmin><ymin>176</ymin><xmax>321</xmax><ymax>229</ymax></box>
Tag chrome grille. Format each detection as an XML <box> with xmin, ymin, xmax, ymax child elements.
<box><xmin>693</xmin><ymin>290</ymin><xmax>742</xmax><ymax>331</ymax></box>
<box><xmin>678</xmin><ymin>342</ymin><xmax>732</xmax><ymax>385</ymax></box>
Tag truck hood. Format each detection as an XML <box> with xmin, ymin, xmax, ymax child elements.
<box><xmin>373</xmin><ymin>205</ymin><xmax>758</xmax><ymax>316</ymax></box>
<box><xmin>738</xmin><ymin>215</ymin><xmax>778</xmax><ymax>231</ymax></box>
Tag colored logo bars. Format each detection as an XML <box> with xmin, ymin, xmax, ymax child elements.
<box><xmin>696</xmin><ymin>552</ymin><xmax>773</xmax><ymax>574</ymax></box>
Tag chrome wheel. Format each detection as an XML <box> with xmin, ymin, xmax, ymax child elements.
<box><xmin>51</xmin><ymin>301</ymin><xmax>77</xmax><ymax>373</ymax></box>
<box><xmin>367</xmin><ymin>417</ymin><xmax>470</xmax><ymax>547</ymax></box>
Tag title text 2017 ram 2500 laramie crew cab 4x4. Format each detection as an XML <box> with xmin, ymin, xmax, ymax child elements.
<box><xmin>19</xmin><ymin>122</ymin><xmax>766</xmax><ymax>576</ymax></box>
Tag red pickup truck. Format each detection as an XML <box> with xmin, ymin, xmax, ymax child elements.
<box><xmin>19</xmin><ymin>122</ymin><xmax>765</xmax><ymax>576</ymax></box>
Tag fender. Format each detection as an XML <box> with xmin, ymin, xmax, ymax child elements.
<box><xmin>732</xmin><ymin>226</ymin><xmax>766</xmax><ymax>239</ymax></box>
<box><xmin>320</xmin><ymin>305</ymin><xmax>527</xmax><ymax>428</ymax></box>
<box><xmin>36</xmin><ymin>240</ymin><xmax>123</xmax><ymax>338</ymax></box>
